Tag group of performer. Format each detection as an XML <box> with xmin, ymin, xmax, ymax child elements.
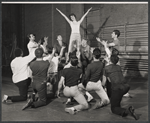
<box><xmin>2</xmin><ymin>7</ymin><xmax>139</xmax><ymax>120</ymax></box>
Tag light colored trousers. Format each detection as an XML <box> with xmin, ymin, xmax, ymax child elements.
<box><xmin>68</xmin><ymin>33</ymin><xmax>81</xmax><ymax>53</ymax></box>
<box><xmin>78</xmin><ymin>80</ymin><xmax>110</xmax><ymax>105</ymax></box>
<box><xmin>63</xmin><ymin>85</ymin><xmax>89</xmax><ymax>111</ymax></box>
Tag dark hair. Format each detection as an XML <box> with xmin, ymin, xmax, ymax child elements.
<box><xmin>27</xmin><ymin>33</ymin><xmax>35</xmax><ymax>40</ymax></box>
<box><xmin>40</xmin><ymin>37</ymin><xmax>45</xmax><ymax>45</ymax></box>
<box><xmin>113</xmin><ymin>30</ymin><xmax>120</xmax><ymax>37</ymax></box>
<box><xmin>14</xmin><ymin>48</ymin><xmax>23</xmax><ymax>57</ymax></box>
<box><xmin>35</xmin><ymin>48</ymin><xmax>44</xmax><ymax>58</ymax></box>
<box><xmin>68</xmin><ymin>52</ymin><xmax>76</xmax><ymax>61</ymax></box>
<box><xmin>112</xmin><ymin>48</ymin><xmax>119</xmax><ymax>55</ymax></box>
<box><xmin>110</xmin><ymin>54</ymin><xmax>119</xmax><ymax>65</ymax></box>
<box><xmin>93</xmin><ymin>48</ymin><xmax>101</xmax><ymax>59</ymax></box>
<box><xmin>69</xmin><ymin>13</ymin><xmax>76</xmax><ymax>21</ymax></box>
<box><xmin>70</xmin><ymin>56</ymin><xmax>78</xmax><ymax>66</ymax></box>
<box><xmin>46</xmin><ymin>46</ymin><xmax>53</xmax><ymax>54</ymax></box>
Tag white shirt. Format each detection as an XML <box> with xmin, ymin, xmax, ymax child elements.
<box><xmin>43</xmin><ymin>55</ymin><xmax>59</xmax><ymax>73</ymax></box>
<box><xmin>27</xmin><ymin>41</ymin><xmax>38</xmax><ymax>53</ymax></box>
<box><xmin>51</xmin><ymin>57</ymin><xmax>59</xmax><ymax>73</ymax></box>
<box><xmin>40</xmin><ymin>45</ymin><xmax>47</xmax><ymax>53</ymax></box>
<box><xmin>64</xmin><ymin>62</ymin><xmax>72</xmax><ymax>69</ymax></box>
<box><xmin>70</xmin><ymin>21</ymin><xmax>81</xmax><ymax>33</ymax></box>
<box><xmin>11</xmin><ymin>49</ymin><xmax>36</xmax><ymax>83</ymax></box>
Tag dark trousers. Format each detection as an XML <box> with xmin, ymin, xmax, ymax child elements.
<box><xmin>32</xmin><ymin>82</ymin><xmax>47</xmax><ymax>108</ymax></box>
<box><xmin>106</xmin><ymin>79</ymin><xmax>112</xmax><ymax>98</ymax></box>
<box><xmin>111</xmin><ymin>84</ymin><xmax>130</xmax><ymax>116</ymax></box>
<box><xmin>10</xmin><ymin>78</ymin><xmax>31</xmax><ymax>102</ymax></box>
<box><xmin>81</xmin><ymin>56</ymin><xmax>91</xmax><ymax>74</ymax></box>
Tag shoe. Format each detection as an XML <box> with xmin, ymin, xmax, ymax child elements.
<box><xmin>88</xmin><ymin>100</ymin><xmax>102</xmax><ymax>111</ymax></box>
<box><xmin>22</xmin><ymin>99</ymin><xmax>33</xmax><ymax>110</ymax></box>
<box><xmin>123</xmin><ymin>93</ymin><xmax>132</xmax><ymax>98</ymax></box>
<box><xmin>87</xmin><ymin>96</ymin><xmax>94</xmax><ymax>102</ymax></box>
<box><xmin>65</xmin><ymin>98</ymin><xmax>71</xmax><ymax>104</ymax></box>
<box><xmin>2</xmin><ymin>95</ymin><xmax>8</xmax><ymax>103</ymax></box>
<box><xmin>128</xmin><ymin>106</ymin><xmax>139</xmax><ymax>120</ymax></box>
<box><xmin>65</xmin><ymin>107</ymin><xmax>76</xmax><ymax>115</ymax></box>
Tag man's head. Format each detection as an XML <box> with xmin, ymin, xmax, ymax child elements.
<box><xmin>93</xmin><ymin>48</ymin><xmax>101</xmax><ymax>59</ymax></box>
<box><xmin>112</xmin><ymin>48</ymin><xmax>119</xmax><ymax>55</ymax></box>
<box><xmin>46</xmin><ymin>46</ymin><xmax>53</xmax><ymax>54</ymax></box>
<box><xmin>110</xmin><ymin>54</ymin><xmax>119</xmax><ymax>65</ymax></box>
<box><xmin>81</xmin><ymin>38</ymin><xmax>88</xmax><ymax>47</ymax></box>
<box><xmin>69</xmin><ymin>13</ymin><xmax>76</xmax><ymax>21</ymax></box>
<box><xmin>14</xmin><ymin>48</ymin><xmax>23</xmax><ymax>57</ymax></box>
<box><xmin>27</xmin><ymin>33</ymin><xmax>36</xmax><ymax>41</ymax></box>
<box><xmin>70</xmin><ymin>56</ymin><xmax>78</xmax><ymax>66</ymax></box>
<box><xmin>35</xmin><ymin>48</ymin><xmax>44</xmax><ymax>58</ymax></box>
<box><xmin>111</xmin><ymin>30</ymin><xmax>120</xmax><ymax>38</ymax></box>
<box><xmin>68</xmin><ymin>52</ymin><xmax>76</xmax><ymax>61</ymax></box>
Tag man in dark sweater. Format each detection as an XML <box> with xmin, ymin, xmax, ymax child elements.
<box><xmin>22</xmin><ymin>47</ymin><xmax>55</xmax><ymax>110</ymax></box>
<box><xmin>56</xmin><ymin>56</ymin><xmax>89</xmax><ymax>114</ymax></box>
<box><xmin>78</xmin><ymin>48</ymin><xmax>110</xmax><ymax>110</ymax></box>
<box><xmin>104</xmin><ymin>54</ymin><xmax>139</xmax><ymax>120</ymax></box>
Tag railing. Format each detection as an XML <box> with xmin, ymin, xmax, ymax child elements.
<box><xmin>85</xmin><ymin>21</ymin><xmax>148</xmax><ymax>77</ymax></box>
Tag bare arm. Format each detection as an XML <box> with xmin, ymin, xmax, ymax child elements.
<box><xmin>79</xmin><ymin>7</ymin><xmax>92</xmax><ymax>23</ymax></box>
<box><xmin>103</xmin><ymin>41</ymin><xmax>111</xmax><ymax>58</ymax></box>
<box><xmin>107</xmin><ymin>42</ymin><xmax>115</xmax><ymax>47</ymax></box>
<box><xmin>56</xmin><ymin>8</ymin><xmax>71</xmax><ymax>24</ymax></box>
<box><xmin>58</xmin><ymin>46</ymin><xmax>66</xmax><ymax>58</ymax></box>
<box><xmin>102</xmin><ymin>75</ymin><xmax>107</xmax><ymax>86</ymax></box>
<box><xmin>44</xmin><ymin>48</ymin><xmax>56</xmax><ymax>62</ymax></box>
<box><xmin>96</xmin><ymin>37</ymin><xmax>111</xmax><ymax>58</ymax></box>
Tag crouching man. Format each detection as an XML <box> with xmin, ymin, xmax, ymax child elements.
<box><xmin>56</xmin><ymin>56</ymin><xmax>89</xmax><ymax>114</ymax></box>
<box><xmin>22</xmin><ymin>47</ymin><xmax>55</xmax><ymax>110</ymax></box>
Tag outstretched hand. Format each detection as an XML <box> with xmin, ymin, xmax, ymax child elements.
<box><xmin>96</xmin><ymin>37</ymin><xmax>101</xmax><ymax>42</ymax></box>
<box><xmin>56</xmin><ymin>8</ymin><xmax>60</xmax><ymax>11</ymax></box>
<box><xmin>88</xmin><ymin>7</ymin><xmax>92</xmax><ymax>11</ymax></box>
<box><xmin>62</xmin><ymin>46</ymin><xmax>66</xmax><ymax>49</ymax></box>
<box><xmin>52</xmin><ymin>48</ymin><xmax>56</xmax><ymax>54</ymax></box>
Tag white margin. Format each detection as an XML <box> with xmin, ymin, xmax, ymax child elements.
<box><xmin>1</xmin><ymin>1</ymin><xmax>148</xmax><ymax>4</ymax></box>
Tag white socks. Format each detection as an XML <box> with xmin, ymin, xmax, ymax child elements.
<box><xmin>85</xmin><ymin>92</ymin><xmax>93</xmax><ymax>102</ymax></box>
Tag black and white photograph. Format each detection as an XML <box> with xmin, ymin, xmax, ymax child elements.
<box><xmin>1</xmin><ymin>1</ymin><xmax>148</xmax><ymax>121</ymax></box>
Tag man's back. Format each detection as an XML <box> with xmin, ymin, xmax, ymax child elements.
<box><xmin>11</xmin><ymin>53</ymin><xmax>35</xmax><ymax>83</ymax></box>
<box><xmin>62</xmin><ymin>67</ymin><xmax>82</xmax><ymax>87</ymax></box>
<box><xmin>104</xmin><ymin>64</ymin><xmax>125</xmax><ymax>89</ymax></box>
<box><xmin>30</xmin><ymin>60</ymin><xmax>50</xmax><ymax>82</ymax></box>
<box><xmin>86</xmin><ymin>61</ymin><xmax>103</xmax><ymax>82</ymax></box>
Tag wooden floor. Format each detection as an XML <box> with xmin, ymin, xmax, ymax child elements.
<box><xmin>1</xmin><ymin>76</ymin><xmax>148</xmax><ymax>121</ymax></box>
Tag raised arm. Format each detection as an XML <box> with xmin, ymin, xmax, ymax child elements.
<box><xmin>44</xmin><ymin>48</ymin><xmax>56</xmax><ymax>62</ymax></box>
<box><xmin>107</xmin><ymin>42</ymin><xmax>115</xmax><ymax>47</ymax></box>
<box><xmin>79</xmin><ymin>7</ymin><xmax>92</xmax><ymax>23</ymax></box>
<box><xmin>58</xmin><ymin>46</ymin><xmax>66</xmax><ymax>58</ymax></box>
<box><xmin>96</xmin><ymin>37</ymin><xmax>111</xmax><ymax>58</ymax></box>
<box><xmin>56</xmin><ymin>8</ymin><xmax>71</xmax><ymax>24</ymax></box>
<box><xmin>103</xmin><ymin>41</ymin><xmax>111</xmax><ymax>58</ymax></box>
